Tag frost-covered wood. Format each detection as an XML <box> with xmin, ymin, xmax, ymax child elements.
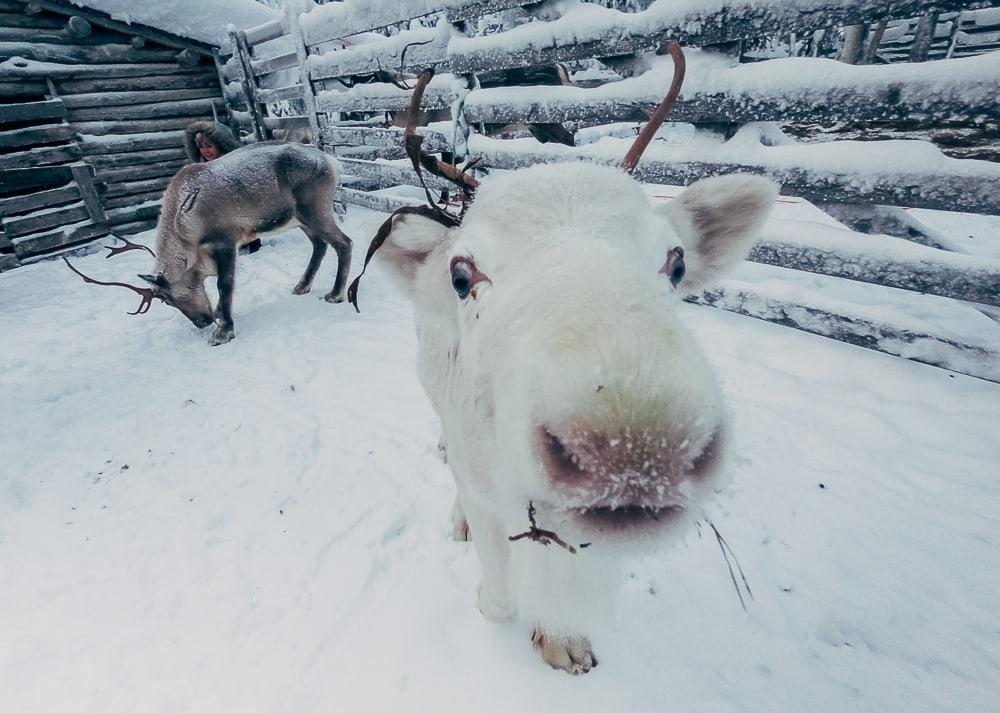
<box><xmin>0</xmin><ymin>123</ymin><xmax>74</xmax><ymax>149</ymax></box>
<box><xmin>336</xmin><ymin>187</ymin><xmax>420</xmax><ymax>213</ymax></box>
<box><xmin>2</xmin><ymin>201</ymin><xmax>90</xmax><ymax>238</ymax></box>
<box><xmin>256</xmin><ymin>83</ymin><xmax>303</xmax><ymax>103</ymax></box>
<box><xmin>463</xmin><ymin>52</ymin><xmax>1000</xmax><ymax>128</ymax></box>
<box><xmin>66</xmin><ymin>97</ymin><xmax>226</xmax><ymax>121</ymax></box>
<box><xmin>60</xmin><ymin>87</ymin><xmax>220</xmax><ymax>108</ymax></box>
<box><xmin>0</xmin><ymin>98</ymin><xmax>65</xmax><ymax>123</ymax></box>
<box><xmin>78</xmin><ymin>132</ymin><xmax>184</xmax><ymax>155</ymax></box>
<box><xmin>0</xmin><ymin>56</ymin><xmax>212</xmax><ymax>78</ymax></box>
<box><xmin>71</xmin><ymin>116</ymin><xmax>216</xmax><ymax>135</ymax></box>
<box><xmin>95</xmin><ymin>160</ymin><xmax>186</xmax><ymax>184</ymax></box>
<box><xmin>0</xmin><ymin>40</ymin><xmax>178</xmax><ymax>63</ymax></box>
<box><xmin>339</xmin><ymin>157</ymin><xmax>455</xmax><ymax>191</ymax></box>
<box><xmin>467</xmin><ymin>135</ymin><xmax>1000</xmax><ymax>215</ymax></box>
<box><xmin>0</xmin><ymin>183</ymin><xmax>79</xmax><ymax>217</ymax></box>
<box><xmin>55</xmin><ymin>72</ymin><xmax>219</xmax><ymax>93</ymax></box>
<box><xmin>103</xmin><ymin>176</ymin><xmax>172</xmax><ymax>199</ymax></box>
<box><xmin>0</xmin><ymin>144</ymin><xmax>82</xmax><ymax>168</ymax></box>
<box><xmin>315</xmin><ymin>76</ymin><xmax>459</xmax><ymax>113</ymax></box>
<box><xmin>10</xmin><ymin>218</ymin><xmax>108</xmax><ymax>257</ymax></box>
<box><xmin>688</xmin><ymin>283</ymin><xmax>999</xmax><ymax>383</ymax></box>
<box><xmin>322</xmin><ymin>126</ymin><xmax>450</xmax><ymax>153</ymax></box>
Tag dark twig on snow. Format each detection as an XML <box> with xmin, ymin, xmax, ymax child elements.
<box><xmin>104</xmin><ymin>236</ymin><xmax>155</xmax><ymax>259</ymax></box>
<box><xmin>706</xmin><ymin>517</ymin><xmax>754</xmax><ymax>612</ymax></box>
<box><xmin>509</xmin><ymin>502</ymin><xmax>578</xmax><ymax>554</ymax></box>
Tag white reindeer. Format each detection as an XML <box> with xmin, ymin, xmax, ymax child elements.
<box><xmin>353</xmin><ymin>53</ymin><xmax>777</xmax><ymax>674</ymax></box>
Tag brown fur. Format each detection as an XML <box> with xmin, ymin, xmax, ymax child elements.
<box><xmin>182</xmin><ymin>121</ymin><xmax>242</xmax><ymax>163</ymax></box>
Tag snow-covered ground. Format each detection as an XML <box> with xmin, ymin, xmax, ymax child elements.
<box><xmin>1</xmin><ymin>207</ymin><xmax>998</xmax><ymax>713</ymax></box>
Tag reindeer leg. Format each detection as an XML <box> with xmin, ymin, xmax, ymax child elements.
<box><xmin>210</xmin><ymin>243</ymin><xmax>237</xmax><ymax>346</ymax></box>
<box><xmin>293</xmin><ymin>233</ymin><xmax>327</xmax><ymax>295</ymax></box>
<box><xmin>321</xmin><ymin>222</ymin><xmax>353</xmax><ymax>304</ymax></box>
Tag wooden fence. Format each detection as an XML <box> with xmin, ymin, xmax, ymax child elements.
<box><xmin>221</xmin><ymin>0</ymin><xmax>1000</xmax><ymax>382</ymax></box>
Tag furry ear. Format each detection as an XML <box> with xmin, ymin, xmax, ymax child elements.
<box><xmin>137</xmin><ymin>273</ymin><xmax>167</xmax><ymax>289</ymax></box>
<box><xmin>348</xmin><ymin>208</ymin><xmax>453</xmax><ymax>311</ymax></box>
<box><xmin>658</xmin><ymin>175</ymin><xmax>777</xmax><ymax>295</ymax></box>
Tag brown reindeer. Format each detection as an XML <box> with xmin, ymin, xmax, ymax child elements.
<box><xmin>66</xmin><ymin>142</ymin><xmax>352</xmax><ymax>346</ymax></box>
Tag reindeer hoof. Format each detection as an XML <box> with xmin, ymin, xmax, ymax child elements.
<box><xmin>210</xmin><ymin>326</ymin><xmax>234</xmax><ymax>346</ymax></box>
<box><xmin>531</xmin><ymin>630</ymin><xmax>597</xmax><ymax>675</ymax></box>
<box><xmin>292</xmin><ymin>283</ymin><xmax>311</xmax><ymax>295</ymax></box>
<box><xmin>323</xmin><ymin>291</ymin><xmax>345</xmax><ymax>304</ymax></box>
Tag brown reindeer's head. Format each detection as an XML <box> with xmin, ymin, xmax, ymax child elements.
<box><xmin>137</xmin><ymin>270</ymin><xmax>214</xmax><ymax>329</ymax></box>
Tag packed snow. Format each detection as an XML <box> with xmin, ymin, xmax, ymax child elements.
<box><xmin>1</xmin><ymin>201</ymin><xmax>998</xmax><ymax>712</ymax></box>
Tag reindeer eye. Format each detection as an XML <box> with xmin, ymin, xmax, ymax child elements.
<box><xmin>661</xmin><ymin>246</ymin><xmax>685</xmax><ymax>288</ymax></box>
<box><xmin>450</xmin><ymin>257</ymin><xmax>485</xmax><ymax>300</ymax></box>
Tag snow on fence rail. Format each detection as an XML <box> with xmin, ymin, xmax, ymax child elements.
<box><xmin>215</xmin><ymin>0</ymin><xmax>1000</xmax><ymax>381</ymax></box>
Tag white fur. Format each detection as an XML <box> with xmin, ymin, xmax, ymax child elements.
<box><xmin>379</xmin><ymin>163</ymin><xmax>776</xmax><ymax>672</ymax></box>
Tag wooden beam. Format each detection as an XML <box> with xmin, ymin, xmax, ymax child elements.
<box><xmin>71</xmin><ymin>116</ymin><xmax>215</xmax><ymax>135</ymax></box>
<box><xmin>285</xmin><ymin>0</ymin><xmax>320</xmax><ymax>144</ymax></box>
<box><xmin>0</xmin><ymin>164</ymin><xmax>72</xmax><ymax>192</ymax></box>
<box><xmin>110</xmin><ymin>218</ymin><xmax>159</xmax><ymax>236</ymax></box>
<box><xmin>65</xmin><ymin>15</ymin><xmax>91</xmax><ymax>38</ymax></box>
<box><xmin>0</xmin><ymin>123</ymin><xmax>74</xmax><ymax>149</ymax></box>
<box><xmin>0</xmin><ymin>97</ymin><xmax>65</xmax><ymax>122</ymax></box>
<box><xmin>55</xmin><ymin>73</ymin><xmax>218</xmax><ymax>93</ymax></box>
<box><xmin>78</xmin><ymin>131</ymin><xmax>184</xmax><ymax>155</ymax></box>
<box><xmin>257</xmin><ymin>83</ymin><xmax>304</xmax><ymax>103</ymax></box>
<box><xmin>67</xmin><ymin>96</ymin><xmax>226</xmax><ymax>121</ymax></box>
<box><xmin>0</xmin><ymin>79</ymin><xmax>46</xmax><ymax>96</ymax></box>
<box><xmin>96</xmin><ymin>160</ymin><xmax>186</xmax><ymax>183</ymax></box>
<box><xmin>106</xmin><ymin>202</ymin><xmax>161</xmax><ymax>225</ymax></box>
<box><xmin>0</xmin><ymin>56</ymin><xmax>212</xmax><ymax>78</ymax></box>
<box><xmin>85</xmin><ymin>147</ymin><xmax>187</xmax><ymax>169</ymax></box>
<box><xmin>230</xmin><ymin>28</ymin><xmax>267</xmax><ymax>140</ymax></box>
<box><xmin>103</xmin><ymin>189</ymin><xmax>164</xmax><ymax>209</ymax></box>
<box><xmin>59</xmin><ymin>87</ymin><xmax>220</xmax><ymax>109</ymax></box>
<box><xmin>103</xmin><ymin>176</ymin><xmax>172</xmax><ymax>198</ymax></box>
<box><xmin>0</xmin><ymin>143</ymin><xmax>81</xmax><ymax>169</ymax></box>
<box><xmin>69</xmin><ymin>162</ymin><xmax>106</xmax><ymax>223</ymax></box>
<box><xmin>0</xmin><ymin>40</ymin><xmax>179</xmax><ymax>64</ymax></box>
<box><xmin>3</xmin><ymin>201</ymin><xmax>89</xmax><ymax>238</ymax></box>
<box><xmin>0</xmin><ymin>183</ymin><xmax>78</xmax><ymax>217</ymax></box>
<box><xmin>12</xmin><ymin>219</ymin><xmax>109</xmax><ymax>257</ymax></box>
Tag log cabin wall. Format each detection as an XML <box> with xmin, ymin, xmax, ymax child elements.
<box><xmin>0</xmin><ymin>0</ymin><xmax>228</xmax><ymax>269</ymax></box>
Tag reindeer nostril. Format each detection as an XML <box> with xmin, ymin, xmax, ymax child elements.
<box><xmin>538</xmin><ymin>427</ymin><xmax>592</xmax><ymax>485</ymax></box>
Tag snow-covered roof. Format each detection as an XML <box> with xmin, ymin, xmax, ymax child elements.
<box><xmin>67</xmin><ymin>0</ymin><xmax>279</xmax><ymax>47</ymax></box>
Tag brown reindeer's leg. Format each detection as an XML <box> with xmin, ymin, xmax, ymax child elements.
<box><xmin>294</xmin><ymin>202</ymin><xmax>353</xmax><ymax>304</ymax></box>
<box><xmin>293</xmin><ymin>233</ymin><xmax>328</xmax><ymax>295</ymax></box>
<box><xmin>210</xmin><ymin>244</ymin><xmax>237</xmax><ymax>346</ymax></box>
<box><xmin>322</xmin><ymin>223</ymin><xmax>353</xmax><ymax>304</ymax></box>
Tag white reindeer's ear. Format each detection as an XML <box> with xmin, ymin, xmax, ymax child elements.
<box><xmin>658</xmin><ymin>174</ymin><xmax>777</xmax><ymax>294</ymax></box>
<box><xmin>376</xmin><ymin>210</ymin><xmax>452</xmax><ymax>284</ymax></box>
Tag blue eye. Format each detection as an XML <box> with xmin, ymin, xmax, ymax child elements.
<box><xmin>660</xmin><ymin>246</ymin><xmax>685</xmax><ymax>287</ymax></box>
<box><xmin>451</xmin><ymin>263</ymin><xmax>473</xmax><ymax>298</ymax></box>
<box><xmin>669</xmin><ymin>255</ymin><xmax>685</xmax><ymax>287</ymax></box>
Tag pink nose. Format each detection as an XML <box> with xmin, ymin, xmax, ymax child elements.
<box><xmin>537</xmin><ymin>424</ymin><xmax>721</xmax><ymax>503</ymax></box>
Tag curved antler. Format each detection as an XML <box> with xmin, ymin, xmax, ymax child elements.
<box><xmin>63</xmin><ymin>257</ymin><xmax>156</xmax><ymax>315</ymax></box>
<box><xmin>104</xmin><ymin>236</ymin><xmax>155</xmax><ymax>259</ymax></box>
<box><xmin>621</xmin><ymin>42</ymin><xmax>686</xmax><ymax>174</ymax></box>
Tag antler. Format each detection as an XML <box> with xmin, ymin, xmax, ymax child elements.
<box><xmin>621</xmin><ymin>42</ymin><xmax>686</xmax><ymax>174</ymax></box>
<box><xmin>404</xmin><ymin>69</ymin><xmax>480</xmax><ymax>206</ymax></box>
<box><xmin>104</xmin><ymin>236</ymin><xmax>155</xmax><ymax>259</ymax></box>
<box><xmin>63</xmin><ymin>257</ymin><xmax>156</xmax><ymax>315</ymax></box>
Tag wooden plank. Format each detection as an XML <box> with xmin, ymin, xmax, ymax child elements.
<box><xmin>336</xmin><ymin>186</ymin><xmax>421</xmax><ymax>213</ymax></box>
<box><xmin>339</xmin><ymin>157</ymin><xmax>454</xmax><ymax>191</ymax></box>
<box><xmin>257</xmin><ymin>83</ymin><xmax>303</xmax><ymax>103</ymax></box>
<box><xmin>250</xmin><ymin>49</ymin><xmax>299</xmax><ymax>77</ymax></box>
<box><xmin>106</xmin><ymin>202</ymin><xmax>160</xmax><ymax>225</ymax></box>
<box><xmin>12</xmin><ymin>219</ymin><xmax>109</xmax><ymax>257</ymax></box>
<box><xmin>462</xmin><ymin>54</ymin><xmax>1000</xmax><ymax>128</ymax></box>
<box><xmin>0</xmin><ymin>143</ymin><xmax>81</xmax><ymax>169</ymax></box>
<box><xmin>263</xmin><ymin>115</ymin><xmax>310</xmax><ymax>130</ymax></box>
<box><xmin>0</xmin><ymin>123</ymin><xmax>74</xmax><ymax>149</ymax></box>
<box><xmin>0</xmin><ymin>183</ymin><xmax>79</xmax><ymax>217</ymax></box>
<box><xmin>85</xmin><ymin>147</ymin><xmax>187</xmax><ymax>169</ymax></box>
<box><xmin>0</xmin><ymin>40</ymin><xmax>179</xmax><ymax>64</ymax></box>
<box><xmin>0</xmin><ymin>98</ymin><xmax>65</xmax><ymax>123</ymax></box>
<box><xmin>110</xmin><ymin>218</ymin><xmax>159</xmax><ymax>236</ymax></box>
<box><xmin>748</xmin><ymin>234</ymin><xmax>1000</xmax><ymax>307</ymax></box>
<box><xmin>231</xmin><ymin>28</ymin><xmax>267</xmax><ymax>140</ymax></box>
<box><xmin>103</xmin><ymin>176</ymin><xmax>172</xmax><ymax>198</ymax></box>
<box><xmin>688</xmin><ymin>283</ymin><xmax>998</xmax><ymax>383</ymax></box>
<box><xmin>0</xmin><ymin>252</ymin><xmax>21</xmax><ymax>271</ymax></box>
<box><xmin>97</xmin><ymin>160</ymin><xmax>186</xmax><ymax>183</ymax></box>
<box><xmin>448</xmin><ymin>0</ymin><xmax>996</xmax><ymax>75</ymax></box>
<box><xmin>0</xmin><ymin>79</ymin><xmax>47</xmax><ymax>96</ymax></box>
<box><xmin>2</xmin><ymin>201</ymin><xmax>89</xmax><ymax>238</ymax></box>
<box><xmin>0</xmin><ymin>10</ymin><xmax>64</xmax><ymax>27</ymax></box>
<box><xmin>286</xmin><ymin>0</ymin><xmax>319</xmax><ymax>144</ymax></box>
<box><xmin>69</xmin><ymin>162</ymin><xmax>105</xmax><ymax>223</ymax></box>
<box><xmin>103</xmin><ymin>189</ymin><xmax>164</xmax><ymax>209</ymax></box>
<box><xmin>59</xmin><ymin>87</ymin><xmax>219</xmax><ymax>108</ymax></box>
<box><xmin>0</xmin><ymin>57</ymin><xmax>212</xmax><ymax>79</ymax></box>
<box><xmin>321</xmin><ymin>125</ymin><xmax>450</xmax><ymax>153</ymax></box>
<box><xmin>0</xmin><ymin>26</ymin><xmax>136</xmax><ymax>46</ymax></box>
<box><xmin>56</xmin><ymin>73</ymin><xmax>218</xmax><ymax>93</ymax></box>
<box><xmin>468</xmin><ymin>136</ymin><xmax>1000</xmax><ymax>215</ymax></box>
<box><xmin>0</xmin><ymin>164</ymin><xmax>72</xmax><ymax>193</ymax></box>
<box><xmin>314</xmin><ymin>81</ymin><xmax>458</xmax><ymax>114</ymax></box>
<box><xmin>246</xmin><ymin>18</ymin><xmax>287</xmax><ymax>47</ymax></box>
<box><xmin>67</xmin><ymin>97</ymin><xmax>226</xmax><ymax>121</ymax></box>
<box><xmin>71</xmin><ymin>116</ymin><xmax>215</xmax><ymax>135</ymax></box>
<box><xmin>78</xmin><ymin>131</ymin><xmax>184</xmax><ymax>155</ymax></box>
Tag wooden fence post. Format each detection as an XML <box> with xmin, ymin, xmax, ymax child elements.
<box><xmin>228</xmin><ymin>28</ymin><xmax>267</xmax><ymax>141</ymax></box>
<box><xmin>286</xmin><ymin>0</ymin><xmax>322</xmax><ymax>148</ymax></box>
<box><xmin>69</xmin><ymin>162</ymin><xmax>106</xmax><ymax>225</ymax></box>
